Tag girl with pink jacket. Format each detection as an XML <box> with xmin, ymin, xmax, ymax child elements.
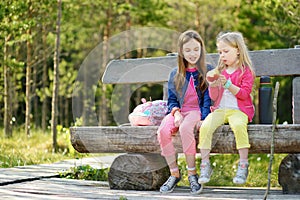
<box><xmin>198</xmin><ymin>31</ymin><xmax>255</xmax><ymax>185</ymax></box>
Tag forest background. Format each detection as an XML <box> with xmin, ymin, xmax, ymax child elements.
<box><xmin>1</xmin><ymin>0</ymin><xmax>300</xmax><ymax>152</ymax></box>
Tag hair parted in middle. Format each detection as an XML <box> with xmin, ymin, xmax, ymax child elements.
<box><xmin>175</xmin><ymin>30</ymin><xmax>208</xmax><ymax>94</ymax></box>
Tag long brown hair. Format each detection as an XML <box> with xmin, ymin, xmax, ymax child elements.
<box><xmin>175</xmin><ymin>30</ymin><xmax>208</xmax><ymax>94</ymax></box>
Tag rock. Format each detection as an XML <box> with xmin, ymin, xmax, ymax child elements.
<box><xmin>108</xmin><ymin>153</ymin><xmax>170</xmax><ymax>190</ymax></box>
<box><xmin>278</xmin><ymin>154</ymin><xmax>300</xmax><ymax>194</ymax></box>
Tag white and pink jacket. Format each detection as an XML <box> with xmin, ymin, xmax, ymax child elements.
<box><xmin>209</xmin><ymin>67</ymin><xmax>255</xmax><ymax>122</ymax></box>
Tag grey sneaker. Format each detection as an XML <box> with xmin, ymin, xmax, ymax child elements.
<box><xmin>233</xmin><ymin>162</ymin><xmax>249</xmax><ymax>184</ymax></box>
<box><xmin>188</xmin><ymin>174</ymin><xmax>203</xmax><ymax>195</ymax></box>
<box><xmin>198</xmin><ymin>162</ymin><xmax>213</xmax><ymax>184</ymax></box>
<box><xmin>159</xmin><ymin>175</ymin><xmax>181</xmax><ymax>193</ymax></box>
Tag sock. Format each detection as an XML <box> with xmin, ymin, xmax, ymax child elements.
<box><xmin>170</xmin><ymin>167</ymin><xmax>180</xmax><ymax>178</ymax></box>
<box><xmin>201</xmin><ymin>160</ymin><xmax>210</xmax><ymax>166</ymax></box>
<box><xmin>187</xmin><ymin>167</ymin><xmax>196</xmax><ymax>176</ymax></box>
<box><xmin>239</xmin><ymin>159</ymin><xmax>248</xmax><ymax>164</ymax></box>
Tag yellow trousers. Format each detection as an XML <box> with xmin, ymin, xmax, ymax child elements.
<box><xmin>198</xmin><ymin>109</ymin><xmax>250</xmax><ymax>150</ymax></box>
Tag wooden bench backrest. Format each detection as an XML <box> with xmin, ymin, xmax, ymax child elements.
<box><xmin>102</xmin><ymin>48</ymin><xmax>300</xmax><ymax>123</ymax></box>
<box><xmin>103</xmin><ymin>48</ymin><xmax>300</xmax><ymax>84</ymax></box>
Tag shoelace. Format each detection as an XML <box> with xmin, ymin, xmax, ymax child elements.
<box><xmin>200</xmin><ymin>164</ymin><xmax>211</xmax><ymax>177</ymax></box>
<box><xmin>236</xmin><ymin>164</ymin><xmax>247</xmax><ymax>178</ymax></box>
<box><xmin>189</xmin><ymin>176</ymin><xmax>198</xmax><ymax>188</ymax></box>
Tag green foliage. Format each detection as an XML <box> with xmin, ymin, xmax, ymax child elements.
<box><xmin>59</xmin><ymin>164</ymin><xmax>109</xmax><ymax>181</ymax></box>
<box><xmin>1</xmin><ymin>0</ymin><xmax>299</xmax><ymax>130</ymax></box>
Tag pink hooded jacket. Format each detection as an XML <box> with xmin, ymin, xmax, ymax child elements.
<box><xmin>209</xmin><ymin>67</ymin><xmax>255</xmax><ymax>122</ymax></box>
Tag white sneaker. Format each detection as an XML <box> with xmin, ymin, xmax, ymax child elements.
<box><xmin>233</xmin><ymin>162</ymin><xmax>249</xmax><ymax>184</ymax></box>
<box><xmin>198</xmin><ymin>162</ymin><xmax>213</xmax><ymax>184</ymax></box>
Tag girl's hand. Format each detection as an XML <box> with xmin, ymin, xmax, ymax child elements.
<box><xmin>194</xmin><ymin>120</ymin><xmax>203</xmax><ymax>145</ymax></box>
<box><xmin>174</xmin><ymin>111</ymin><xmax>183</xmax><ymax>127</ymax></box>
<box><xmin>208</xmin><ymin>79</ymin><xmax>220</xmax><ymax>87</ymax></box>
<box><xmin>208</xmin><ymin>75</ymin><xmax>226</xmax><ymax>87</ymax></box>
<box><xmin>195</xmin><ymin>120</ymin><xmax>203</xmax><ymax>131</ymax></box>
<box><xmin>218</xmin><ymin>74</ymin><xmax>227</xmax><ymax>86</ymax></box>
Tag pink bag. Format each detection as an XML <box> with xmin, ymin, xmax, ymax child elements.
<box><xmin>128</xmin><ymin>98</ymin><xmax>168</xmax><ymax>126</ymax></box>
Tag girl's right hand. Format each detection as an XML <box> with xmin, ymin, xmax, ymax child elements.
<box><xmin>174</xmin><ymin>111</ymin><xmax>183</xmax><ymax>127</ymax></box>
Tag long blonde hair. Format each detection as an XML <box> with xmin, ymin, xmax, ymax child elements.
<box><xmin>175</xmin><ymin>30</ymin><xmax>208</xmax><ymax>93</ymax></box>
<box><xmin>216</xmin><ymin>31</ymin><xmax>255</xmax><ymax>76</ymax></box>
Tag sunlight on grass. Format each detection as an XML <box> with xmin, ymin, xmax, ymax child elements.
<box><xmin>0</xmin><ymin>127</ymin><xmax>88</xmax><ymax>168</ymax></box>
<box><xmin>1</xmin><ymin>127</ymin><xmax>288</xmax><ymax>188</ymax></box>
<box><xmin>177</xmin><ymin>153</ymin><xmax>286</xmax><ymax>188</ymax></box>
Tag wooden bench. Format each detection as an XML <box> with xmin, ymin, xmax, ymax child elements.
<box><xmin>70</xmin><ymin>48</ymin><xmax>300</xmax><ymax>193</ymax></box>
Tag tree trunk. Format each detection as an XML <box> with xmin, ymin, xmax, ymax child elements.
<box><xmin>278</xmin><ymin>154</ymin><xmax>300</xmax><ymax>194</ymax></box>
<box><xmin>51</xmin><ymin>0</ymin><xmax>62</xmax><ymax>152</ymax></box>
<box><xmin>98</xmin><ymin>0</ymin><xmax>112</xmax><ymax>126</ymax></box>
<box><xmin>25</xmin><ymin>27</ymin><xmax>32</xmax><ymax>136</ymax></box>
<box><xmin>64</xmin><ymin>98</ymin><xmax>69</xmax><ymax>127</ymax></box>
<box><xmin>32</xmin><ymin>57</ymin><xmax>39</xmax><ymax>128</ymax></box>
<box><xmin>59</xmin><ymin>95</ymin><xmax>63</xmax><ymax>125</ymax></box>
<box><xmin>108</xmin><ymin>153</ymin><xmax>170</xmax><ymax>190</ymax></box>
<box><xmin>125</xmin><ymin>0</ymin><xmax>131</xmax><ymax>59</ymax></box>
<box><xmin>3</xmin><ymin>35</ymin><xmax>13</xmax><ymax>138</ymax></box>
<box><xmin>42</xmin><ymin>25</ymin><xmax>49</xmax><ymax>132</ymax></box>
<box><xmin>70</xmin><ymin>125</ymin><xmax>300</xmax><ymax>154</ymax></box>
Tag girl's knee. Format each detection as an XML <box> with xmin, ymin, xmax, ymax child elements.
<box><xmin>230</xmin><ymin>119</ymin><xmax>247</xmax><ymax>130</ymax></box>
<box><xmin>200</xmin><ymin>123</ymin><xmax>210</xmax><ymax>133</ymax></box>
<box><xmin>157</xmin><ymin>127</ymin><xmax>170</xmax><ymax>141</ymax></box>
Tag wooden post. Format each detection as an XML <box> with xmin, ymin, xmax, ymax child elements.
<box><xmin>279</xmin><ymin>45</ymin><xmax>300</xmax><ymax>194</ymax></box>
<box><xmin>292</xmin><ymin>77</ymin><xmax>300</xmax><ymax>124</ymax></box>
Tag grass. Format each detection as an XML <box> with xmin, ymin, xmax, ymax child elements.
<box><xmin>59</xmin><ymin>164</ymin><xmax>109</xmax><ymax>181</ymax></box>
<box><xmin>177</xmin><ymin>153</ymin><xmax>286</xmax><ymax>188</ymax></box>
<box><xmin>1</xmin><ymin>127</ymin><xmax>286</xmax><ymax>188</ymax></box>
<box><xmin>0</xmin><ymin>127</ymin><xmax>87</xmax><ymax>168</ymax></box>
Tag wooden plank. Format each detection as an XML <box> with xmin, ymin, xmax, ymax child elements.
<box><xmin>0</xmin><ymin>156</ymin><xmax>115</xmax><ymax>185</ymax></box>
<box><xmin>2</xmin><ymin>178</ymin><xmax>298</xmax><ymax>199</ymax></box>
<box><xmin>293</xmin><ymin>77</ymin><xmax>300</xmax><ymax>124</ymax></box>
<box><xmin>102</xmin><ymin>48</ymin><xmax>300</xmax><ymax>84</ymax></box>
<box><xmin>102</xmin><ymin>56</ymin><xmax>176</xmax><ymax>84</ymax></box>
<box><xmin>70</xmin><ymin>124</ymin><xmax>300</xmax><ymax>154</ymax></box>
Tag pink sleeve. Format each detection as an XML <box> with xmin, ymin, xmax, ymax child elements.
<box><xmin>208</xmin><ymin>86</ymin><xmax>220</xmax><ymax>101</ymax></box>
<box><xmin>235</xmin><ymin>68</ymin><xmax>254</xmax><ymax>100</ymax></box>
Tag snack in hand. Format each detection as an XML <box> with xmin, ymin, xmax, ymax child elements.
<box><xmin>206</xmin><ymin>68</ymin><xmax>220</xmax><ymax>82</ymax></box>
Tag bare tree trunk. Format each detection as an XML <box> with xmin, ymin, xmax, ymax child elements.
<box><xmin>32</xmin><ymin>57</ymin><xmax>39</xmax><ymax>128</ymax></box>
<box><xmin>99</xmin><ymin>0</ymin><xmax>112</xmax><ymax>126</ymax></box>
<box><xmin>51</xmin><ymin>0</ymin><xmax>61</xmax><ymax>152</ymax></box>
<box><xmin>4</xmin><ymin>35</ymin><xmax>13</xmax><ymax>138</ymax></box>
<box><xmin>58</xmin><ymin>96</ymin><xmax>62</xmax><ymax>125</ymax></box>
<box><xmin>121</xmin><ymin>0</ymin><xmax>132</xmax><ymax>123</ymax></box>
<box><xmin>42</xmin><ymin>25</ymin><xmax>48</xmax><ymax>132</ymax></box>
<box><xmin>25</xmin><ymin>27</ymin><xmax>32</xmax><ymax>136</ymax></box>
<box><xmin>64</xmin><ymin>98</ymin><xmax>69</xmax><ymax>127</ymax></box>
<box><xmin>125</xmin><ymin>0</ymin><xmax>131</xmax><ymax>59</ymax></box>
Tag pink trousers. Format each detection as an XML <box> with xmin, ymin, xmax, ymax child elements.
<box><xmin>157</xmin><ymin>110</ymin><xmax>200</xmax><ymax>156</ymax></box>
